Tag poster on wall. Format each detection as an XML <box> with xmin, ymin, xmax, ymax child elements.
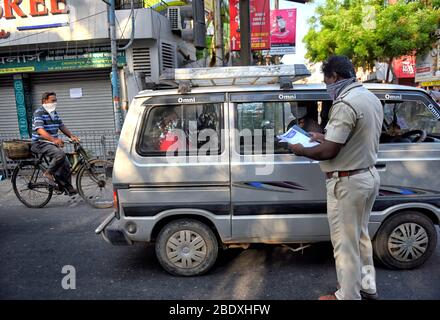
<box><xmin>415</xmin><ymin>30</ymin><xmax>440</xmax><ymax>85</ymax></box>
<box><xmin>268</xmin><ymin>8</ymin><xmax>296</xmax><ymax>55</ymax></box>
<box><xmin>229</xmin><ymin>0</ymin><xmax>270</xmax><ymax>51</ymax></box>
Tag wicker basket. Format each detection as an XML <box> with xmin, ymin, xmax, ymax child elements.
<box><xmin>3</xmin><ymin>140</ymin><xmax>32</xmax><ymax>160</ymax></box>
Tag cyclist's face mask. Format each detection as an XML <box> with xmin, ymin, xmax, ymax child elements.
<box><xmin>43</xmin><ymin>96</ymin><xmax>57</xmax><ymax>113</ymax></box>
<box><xmin>43</xmin><ymin>103</ymin><xmax>57</xmax><ymax>113</ymax></box>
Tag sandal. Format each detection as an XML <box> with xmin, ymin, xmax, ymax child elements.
<box><xmin>43</xmin><ymin>172</ymin><xmax>57</xmax><ymax>187</ymax></box>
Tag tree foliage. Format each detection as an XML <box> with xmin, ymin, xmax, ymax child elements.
<box><xmin>304</xmin><ymin>0</ymin><xmax>440</xmax><ymax>71</ymax></box>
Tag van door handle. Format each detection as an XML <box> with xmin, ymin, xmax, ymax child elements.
<box><xmin>375</xmin><ymin>162</ymin><xmax>387</xmax><ymax>171</ymax></box>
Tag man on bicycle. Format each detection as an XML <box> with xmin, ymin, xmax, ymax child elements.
<box><xmin>31</xmin><ymin>92</ymin><xmax>80</xmax><ymax>196</ymax></box>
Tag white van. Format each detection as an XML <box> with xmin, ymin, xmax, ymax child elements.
<box><xmin>96</xmin><ymin>66</ymin><xmax>440</xmax><ymax>276</ymax></box>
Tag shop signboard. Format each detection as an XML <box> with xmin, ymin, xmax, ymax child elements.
<box><xmin>0</xmin><ymin>0</ymin><xmax>69</xmax><ymax>32</ymax></box>
<box><xmin>0</xmin><ymin>47</ymin><xmax>126</xmax><ymax>74</ymax></box>
<box><xmin>393</xmin><ymin>55</ymin><xmax>415</xmax><ymax>79</ymax></box>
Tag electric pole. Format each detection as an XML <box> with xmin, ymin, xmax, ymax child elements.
<box><xmin>214</xmin><ymin>0</ymin><xmax>224</xmax><ymax>66</ymax></box>
<box><xmin>239</xmin><ymin>0</ymin><xmax>252</xmax><ymax>66</ymax></box>
<box><xmin>108</xmin><ymin>0</ymin><xmax>123</xmax><ymax>134</ymax></box>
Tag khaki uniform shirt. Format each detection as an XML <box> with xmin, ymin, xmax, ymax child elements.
<box><xmin>319</xmin><ymin>83</ymin><xmax>384</xmax><ymax>173</ymax></box>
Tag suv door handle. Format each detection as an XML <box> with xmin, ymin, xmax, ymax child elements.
<box><xmin>375</xmin><ymin>162</ymin><xmax>387</xmax><ymax>171</ymax></box>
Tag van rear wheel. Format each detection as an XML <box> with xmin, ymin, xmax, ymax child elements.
<box><xmin>373</xmin><ymin>212</ymin><xmax>437</xmax><ymax>269</ymax></box>
<box><xmin>155</xmin><ymin>219</ymin><xmax>218</xmax><ymax>276</ymax></box>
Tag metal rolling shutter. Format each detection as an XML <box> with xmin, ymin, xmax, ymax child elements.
<box><xmin>0</xmin><ymin>76</ymin><xmax>20</xmax><ymax>136</ymax></box>
<box><xmin>30</xmin><ymin>70</ymin><xmax>115</xmax><ymax>133</ymax></box>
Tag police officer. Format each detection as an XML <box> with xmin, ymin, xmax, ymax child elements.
<box><xmin>289</xmin><ymin>56</ymin><xmax>383</xmax><ymax>300</ymax></box>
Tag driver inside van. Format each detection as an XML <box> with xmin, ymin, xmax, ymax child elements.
<box><xmin>287</xmin><ymin>102</ymin><xmax>322</xmax><ymax>133</ymax></box>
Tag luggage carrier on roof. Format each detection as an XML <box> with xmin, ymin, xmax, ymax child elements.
<box><xmin>159</xmin><ymin>65</ymin><xmax>311</xmax><ymax>92</ymax></box>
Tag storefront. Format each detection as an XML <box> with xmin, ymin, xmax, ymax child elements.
<box><xmin>0</xmin><ymin>1</ymin><xmax>185</xmax><ymax>138</ymax></box>
<box><xmin>0</xmin><ymin>47</ymin><xmax>126</xmax><ymax>137</ymax></box>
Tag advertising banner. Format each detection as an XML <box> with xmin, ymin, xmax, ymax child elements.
<box><xmin>415</xmin><ymin>31</ymin><xmax>440</xmax><ymax>84</ymax></box>
<box><xmin>230</xmin><ymin>0</ymin><xmax>270</xmax><ymax>51</ymax></box>
<box><xmin>270</xmin><ymin>9</ymin><xmax>296</xmax><ymax>52</ymax></box>
<box><xmin>393</xmin><ymin>55</ymin><xmax>415</xmax><ymax>79</ymax></box>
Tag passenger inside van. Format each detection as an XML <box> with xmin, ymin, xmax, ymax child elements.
<box><xmin>158</xmin><ymin>109</ymin><xmax>181</xmax><ymax>151</ymax></box>
<box><xmin>287</xmin><ymin>101</ymin><xmax>322</xmax><ymax>133</ymax></box>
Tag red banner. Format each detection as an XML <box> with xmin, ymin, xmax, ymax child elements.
<box><xmin>229</xmin><ymin>0</ymin><xmax>270</xmax><ymax>51</ymax></box>
<box><xmin>270</xmin><ymin>9</ymin><xmax>296</xmax><ymax>48</ymax></box>
<box><xmin>393</xmin><ymin>55</ymin><xmax>416</xmax><ymax>79</ymax></box>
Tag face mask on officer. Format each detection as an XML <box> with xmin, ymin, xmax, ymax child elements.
<box><xmin>325</xmin><ymin>77</ymin><xmax>357</xmax><ymax>101</ymax></box>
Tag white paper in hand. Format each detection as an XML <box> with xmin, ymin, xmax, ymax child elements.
<box><xmin>277</xmin><ymin>125</ymin><xmax>320</xmax><ymax>148</ymax></box>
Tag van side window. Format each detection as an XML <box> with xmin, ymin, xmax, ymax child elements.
<box><xmin>236</xmin><ymin>101</ymin><xmax>323</xmax><ymax>154</ymax></box>
<box><xmin>138</xmin><ymin>103</ymin><xmax>223</xmax><ymax>156</ymax></box>
<box><xmin>381</xmin><ymin>100</ymin><xmax>440</xmax><ymax>143</ymax></box>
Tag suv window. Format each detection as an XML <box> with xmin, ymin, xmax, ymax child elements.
<box><xmin>381</xmin><ymin>100</ymin><xmax>440</xmax><ymax>143</ymax></box>
<box><xmin>236</xmin><ymin>100</ymin><xmax>324</xmax><ymax>154</ymax></box>
<box><xmin>138</xmin><ymin>103</ymin><xmax>223</xmax><ymax>156</ymax></box>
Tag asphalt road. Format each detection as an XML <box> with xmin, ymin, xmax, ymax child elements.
<box><xmin>0</xmin><ymin>182</ymin><xmax>439</xmax><ymax>300</ymax></box>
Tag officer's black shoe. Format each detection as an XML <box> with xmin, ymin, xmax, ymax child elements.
<box><xmin>360</xmin><ymin>291</ymin><xmax>379</xmax><ymax>300</ymax></box>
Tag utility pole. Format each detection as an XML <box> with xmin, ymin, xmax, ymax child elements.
<box><xmin>108</xmin><ymin>0</ymin><xmax>123</xmax><ymax>134</ymax></box>
<box><xmin>214</xmin><ymin>0</ymin><xmax>224</xmax><ymax>66</ymax></box>
<box><xmin>274</xmin><ymin>0</ymin><xmax>281</xmax><ymax>65</ymax></box>
<box><xmin>239</xmin><ymin>0</ymin><xmax>252</xmax><ymax>66</ymax></box>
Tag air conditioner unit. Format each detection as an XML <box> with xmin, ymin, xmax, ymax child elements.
<box><xmin>167</xmin><ymin>7</ymin><xmax>182</xmax><ymax>32</ymax></box>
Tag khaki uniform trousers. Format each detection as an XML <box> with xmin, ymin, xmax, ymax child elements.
<box><xmin>326</xmin><ymin>167</ymin><xmax>380</xmax><ymax>300</ymax></box>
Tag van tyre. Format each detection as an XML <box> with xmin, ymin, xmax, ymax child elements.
<box><xmin>373</xmin><ymin>212</ymin><xmax>437</xmax><ymax>270</ymax></box>
<box><xmin>155</xmin><ymin>219</ymin><xmax>218</xmax><ymax>276</ymax></box>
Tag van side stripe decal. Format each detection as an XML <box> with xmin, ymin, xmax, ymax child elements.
<box><xmin>234</xmin><ymin>181</ymin><xmax>307</xmax><ymax>193</ymax></box>
<box><xmin>121</xmin><ymin>196</ymin><xmax>440</xmax><ymax>217</ymax></box>
<box><xmin>123</xmin><ymin>203</ymin><xmax>230</xmax><ymax>217</ymax></box>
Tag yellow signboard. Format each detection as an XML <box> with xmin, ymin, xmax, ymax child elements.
<box><xmin>0</xmin><ymin>67</ymin><xmax>35</xmax><ymax>74</ymax></box>
<box><xmin>144</xmin><ymin>0</ymin><xmax>187</xmax><ymax>11</ymax></box>
<box><xmin>421</xmin><ymin>80</ymin><xmax>440</xmax><ymax>87</ymax></box>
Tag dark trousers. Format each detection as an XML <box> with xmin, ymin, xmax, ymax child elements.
<box><xmin>31</xmin><ymin>141</ymin><xmax>71</xmax><ymax>186</ymax></box>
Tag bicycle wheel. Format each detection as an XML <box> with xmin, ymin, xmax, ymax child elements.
<box><xmin>12</xmin><ymin>162</ymin><xmax>53</xmax><ymax>208</ymax></box>
<box><xmin>76</xmin><ymin>159</ymin><xmax>113</xmax><ymax>209</ymax></box>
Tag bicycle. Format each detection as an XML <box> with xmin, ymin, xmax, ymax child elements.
<box><xmin>11</xmin><ymin>140</ymin><xmax>113</xmax><ymax>209</ymax></box>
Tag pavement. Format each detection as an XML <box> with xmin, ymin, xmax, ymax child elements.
<box><xmin>0</xmin><ymin>179</ymin><xmax>439</xmax><ymax>300</ymax></box>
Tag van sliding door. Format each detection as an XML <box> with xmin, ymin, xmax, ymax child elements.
<box><xmin>229</xmin><ymin>91</ymin><xmax>330</xmax><ymax>243</ymax></box>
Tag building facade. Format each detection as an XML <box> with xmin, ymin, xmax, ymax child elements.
<box><xmin>0</xmin><ymin>0</ymin><xmax>193</xmax><ymax>138</ymax></box>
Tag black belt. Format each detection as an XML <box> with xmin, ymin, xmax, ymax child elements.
<box><xmin>325</xmin><ymin>167</ymin><xmax>370</xmax><ymax>179</ymax></box>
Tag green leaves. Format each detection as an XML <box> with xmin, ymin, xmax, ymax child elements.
<box><xmin>304</xmin><ymin>0</ymin><xmax>440</xmax><ymax>70</ymax></box>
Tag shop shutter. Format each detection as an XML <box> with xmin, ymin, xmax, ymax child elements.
<box><xmin>0</xmin><ymin>76</ymin><xmax>20</xmax><ymax>137</ymax></box>
<box><xmin>30</xmin><ymin>70</ymin><xmax>115</xmax><ymax>133</ymax></box>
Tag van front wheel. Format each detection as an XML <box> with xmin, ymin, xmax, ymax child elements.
<box><xmin>155</xmin><ymin>219</ymin><xmax>218</xmax><ymax>276</ymax></box>
<box><xmin>373</xmin><ymin>212</ymin><xmax>437</xmax><ymax>269</ymax></box>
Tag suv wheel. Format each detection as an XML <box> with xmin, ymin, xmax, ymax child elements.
<box><xmin>155</xmin><ymin>219</ymin><xmax>218</xmax><ymax>276</ymax></box>
<box><xmin>373</xmin><ymin>211</ymin><xmax>437</xmax><ymax>269</ymax></box>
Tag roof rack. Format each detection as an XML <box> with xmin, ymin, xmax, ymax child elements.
<box><xmin>159</xmin><ymin>65</ymin><xmax>311</xmax><ymax>92</ymax></box>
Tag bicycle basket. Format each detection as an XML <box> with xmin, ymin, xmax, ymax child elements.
<box><xmin>3</xmin><ymin>140</ymin><xmax>32</xmax><ymax>160</ymax></box>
